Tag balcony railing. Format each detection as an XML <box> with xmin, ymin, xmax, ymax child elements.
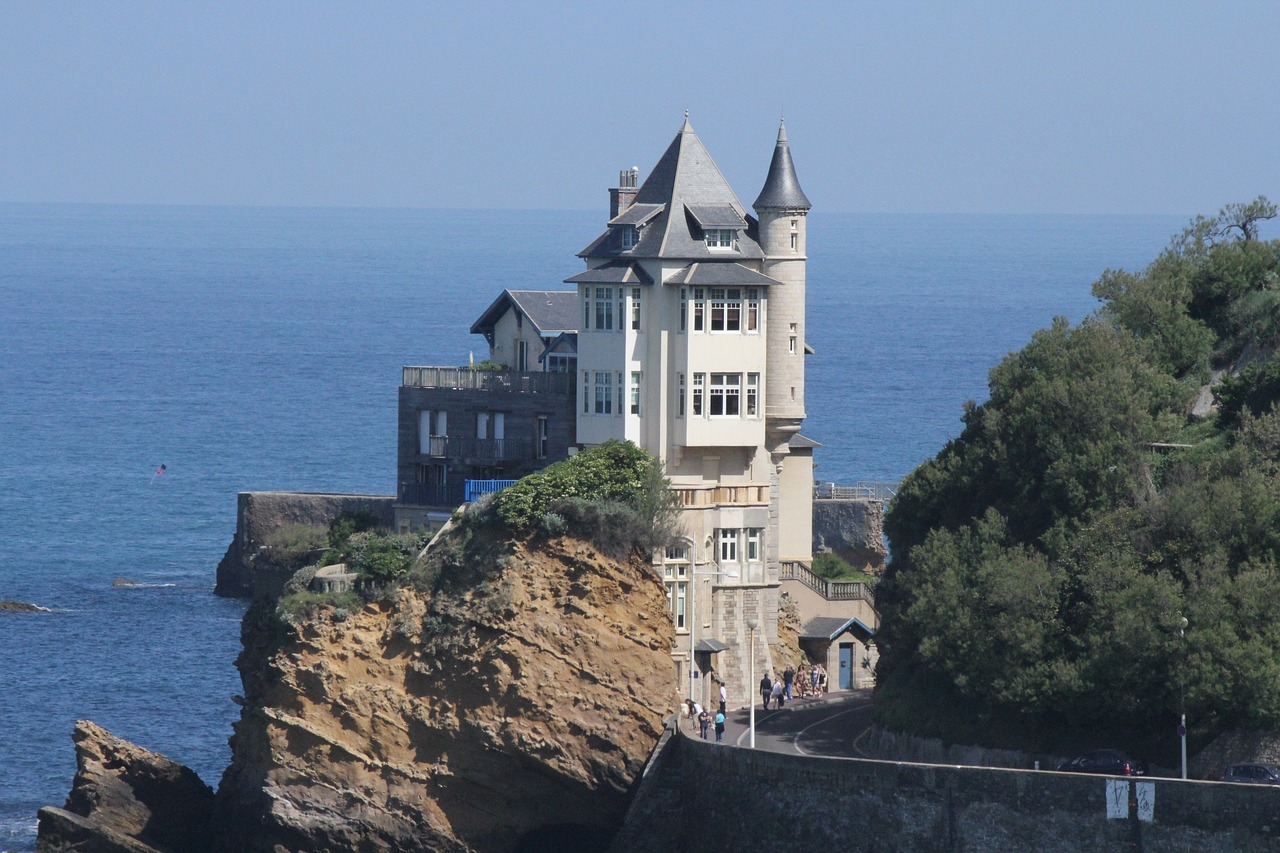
<box><xmin>399</xmin><ymin>482</ymin><xmax>466</xmax><ymax>507</ymax></box>
<box><xmin>464</xmin><ymin>479</ymin><xmax>518</xmax><ymax>503</ymax></box>
<box><xmin>674</xmin><ymin>484</ymin><xmax>769</xmax><ymax>507</ymax></box>
<box><xmin>781</xmin><ymin>560</ymin><xmax>874</xmax><ymax>603</ymax></box>
<box><xmin>420</xmin><ymin>436</ymin><xmax>534</xmax><ymax>462</ymax></box>
<box><xmin>813</xmin><ymin>481</ymin><xmax>899</xmax><ymax>503</ymax></box>
<box><xmin>402</xmin><ymin>366</ymin><xmax>575</xmax><ymax>395</ymax></box>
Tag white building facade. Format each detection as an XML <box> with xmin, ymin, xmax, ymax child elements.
<box><xmin>570</xmin><ymin>117</ymin><xmax>815</xmax><ymax>709</ymax></box>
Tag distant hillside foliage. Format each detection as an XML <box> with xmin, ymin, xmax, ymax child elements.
<box><xmin>879</xmin><ymin>198</ymin><xmax>1280</xmax><ymax>761</ymax></box>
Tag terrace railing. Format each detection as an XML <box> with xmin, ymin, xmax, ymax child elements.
<box><xmin>813</xmin><ymin>481</ymin><xmax>899</xmax><ymax>503</ymax></box>
<box><xmin>402</xmin><ymin>366</ymin><xmax>574</xmax><ymax>395</ymax></box>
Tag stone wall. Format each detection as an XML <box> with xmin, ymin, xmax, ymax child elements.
<box><xmin>612</xmin><ymin>731</ymin><xmax>1280</xmax><ymax>852</ymax></box>
<box><xmin>214</xmin><ymin>491</ymin><xmax>395</xmax><ymax>598</ymax></box>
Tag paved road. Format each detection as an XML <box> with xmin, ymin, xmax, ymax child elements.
<box><xmin>719</xmin><ymin>689</ymin><xmax>877</xmax><ymax>757</ymax></box>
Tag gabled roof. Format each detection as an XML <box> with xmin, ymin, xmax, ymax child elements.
<box><xmin>800</xmin><ymin>616</ymin><xmax>874</xmax><ymax>642</ymax></box>
<box><xmin>538</xmin><ymin>331</ymin><xmax>578</xmax><ymax>363</ymax></box>
<box><xmin>578</xmin><ymin>116</ymin><xmax>765</xmax><ymax>262</ymax></box>
<box><xmin>469</xmin><ymin>290</ymin><xmax>578</xmax><ymax>338</ymax></box>
<box><xmin>665</xmin><ymin>262</ymin><xmax>781</xmax><ymax>287</ymax></box>
<box><xmin>753</xmin><ymin>120</ymin><xmax>811</xmax><ymax>212</ymax></box>
<box><xmin>563</xmin><ymin>261</ymin><xmax>655</xmax><ymax>286</ymax></box>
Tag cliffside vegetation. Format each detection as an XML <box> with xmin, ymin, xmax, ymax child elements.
<box><xmin>878</xmin><ymin>198</ymin><xmax>1280</xmax><ymax>762</ymax></box>
<box><xmin>272</xmin><ymin>441</ymin><xmax>679</xmax><ymax>624</ymax></box>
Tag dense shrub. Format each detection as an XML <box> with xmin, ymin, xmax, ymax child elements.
<box><xmin>491</xmin><ymin>440</ymin><xmax>680</xmax><ymax>555</ymax></box>
<box><xmin>346</xmin><ymin>530</ymin><xmax>430</xmax><ymax>585</ymax></box>
<box><xmin>811</xmin><ymin>551</ymin><xmax>861</xmax><ymax>581</ymax></box>
<box><xmin>261</xmin><ymin>523</ymin><xmax>327</xmax><ymax>570</ymax></box>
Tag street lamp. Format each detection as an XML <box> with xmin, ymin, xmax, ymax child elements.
<box><xmin>1179</xmin><ymin>615</ymin><xmax>1189</xmax><ymax>780</ymax></box>
<box><xmin>746</xmin><ymin>617</ymin><xmax>759</xmax><ymax>749</ymax></box>
<box><xmin>688</xmin><ymin>566</ymin><xmax>738</xmax><ymax>709</ymax></box>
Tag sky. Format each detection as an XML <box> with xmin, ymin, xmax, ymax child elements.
<box><xmin>3</xmin><ymin>1</ymin><xmax>1279</xmax><ymax>215</ymax></box>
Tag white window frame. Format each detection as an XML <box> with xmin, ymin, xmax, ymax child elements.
<box><xmin>718</xmin><ymin>528</ymin><xmax>738</xmax><ymax>563</ymax></box>
<box><xmin>704</xmin><ymin>228</ymin><xmax>736</xmax><ymax>249</ymax></box>
<box><xmin>593</xmin><ymin>371</ymin><xmax>613</xmax><ymax>414</ymax></box>
<box><xmin>708</xmin><ymin>373</ymin><xmax>741</xmax><ymax>417</ymax></box>
<box><xmin>621</xmin><ymin>225</ymin><xmax>638</xmax><ymax>248</ymax></box>
<box><xmin>630</xmin><ymin>371</ymin><xmax>642</xmax><ymax>415</ymax></box>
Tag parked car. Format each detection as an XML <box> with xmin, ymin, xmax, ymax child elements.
<box><xmin>1222</xmin><ymin>763</ymin><xmax>1280</xmax><ymax>785</ymax></box>
<box><xmin>1057</xmin><ymin>749</ymin><xmax>1146</xmax><ymax>776</ymax></box>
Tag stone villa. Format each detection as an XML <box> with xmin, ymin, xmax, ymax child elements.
<box><xmin>393</xmin><ymin>116</ymin><xmax>875</xmax><ymax>708</ymax></box>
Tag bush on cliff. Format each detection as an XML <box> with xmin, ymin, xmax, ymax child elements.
<box><xmin>490</xmin><ymin>440</ymin><xmax>681</xmax><ymax>556</ymax></box>
<box><xmin>878</xmin><ymin>198</ymin><xmax>1280</xmax><ymax>761</ymax></box>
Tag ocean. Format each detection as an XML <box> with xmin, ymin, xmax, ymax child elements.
<box><xmin>0</xmin><ymin>203</ymin><xmax>1184</xmax><ymax>850</ymax></box>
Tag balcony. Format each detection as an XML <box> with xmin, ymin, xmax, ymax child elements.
<box><xmin>402</xmin><ymin>366</ymin><xmax>575</xmax><ymax>395</ymax></box>
<box><xmin>399</xmin><ymin>482</ymin><xmax>465</xmax><ymax>507</ymax></box>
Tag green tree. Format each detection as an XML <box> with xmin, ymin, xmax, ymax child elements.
<box><xmin>879</xmin><ymin>201</ymin><xmax>1280</xmax><ymax>759</ymax></box>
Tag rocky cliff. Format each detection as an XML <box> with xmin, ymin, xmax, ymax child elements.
<box><xmin>39</xmin><ymin>528</ymin><xmax>676</xmax><ymax>853</ymax></box>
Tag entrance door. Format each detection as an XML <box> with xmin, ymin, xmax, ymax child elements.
<box><xmin>839</xmin><ymin>643</ymin><xmax>854</xmax><ymax>690</ymax></box>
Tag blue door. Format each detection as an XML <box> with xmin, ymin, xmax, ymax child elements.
<box><xmin>839</xmin><ymin>643</ymin><xmax>854</xmax><ymax>690</ymax></box>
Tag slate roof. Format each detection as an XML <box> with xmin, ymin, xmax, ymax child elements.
<box><xmin>469</xmin><ymin>290</ymin><xmax>579</xmax><ymax>338</ymax></box>
<box><xmin>578</xmin><ymin>116</ymin><xmax>765</xmax><ymax>263</ymax></box>
<box><xmin>800</xmin><ymin>616</ymin><xmax>875</xmax><ymax>642</ymax></box>
<box><xmin>789</xmin><ymin>433</ymin><xmax>822</xmax><ymax>450</ymax></box>
<box><xmin>664</xmin><ymin>262</ymin><xmax>782</xmax><ymax>287</ymax></box>
<box><xmin>753</xmin><ymin>120</ymin><xmax>811</xmax><ymax>212</ymax></box>
<box><xmin>563</xmin><ymin>261</ymin><xmax>655</xmax><ymax>286</ymax></box>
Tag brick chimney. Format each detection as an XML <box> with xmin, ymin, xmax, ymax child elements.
<box><xmin>609</xmin><ymin>167</ymin><xmax>639</xmax><ymax>218</ymax></box>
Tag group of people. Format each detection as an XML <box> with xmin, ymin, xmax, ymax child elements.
<box><xmin>682</xmin><ymin>662</ymin><xmax>830</xmax><ymax>743</ymax></box>
<box><xmin>684</xmin><ymin>698</ymin><xmax>727</xmax><ymax>742</ymax></box>
<box><xmin>760</xmin><ymin>662</ymin><xmax>827</xmax><ymax>710</ymax></box>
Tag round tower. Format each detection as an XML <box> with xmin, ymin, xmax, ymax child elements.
<box><xmin>753</xmin><ymin>120</ymin><xmax>811</xmax><ymax>448</ymax></box>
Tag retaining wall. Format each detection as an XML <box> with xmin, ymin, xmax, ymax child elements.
<box><xmin>213</xmin><ymin>491</ymin><xmax>395</xmax><ymax>598</ymax></box>
<box><xmin>614</xmin><ymin>730</ymin><xmax>1280</xmax><ymax>852</ymax></box>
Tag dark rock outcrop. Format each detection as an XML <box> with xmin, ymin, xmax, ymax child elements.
<box><xmin>0</xmin><ymin>599</ymin><xmax>50</xmax><ymax>613</ymax></box>
<box><xmin>812</xmin><ymin>498</ymin><xmax>888</xmax><ymax>570</ymax></box>
<box><xmin>37</xmin><ymin>721</ymin><xmax>214</xmax><ymax>853</ymax></box>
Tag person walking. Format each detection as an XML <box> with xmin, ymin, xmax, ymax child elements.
<box><xmin>783</xmin><ymin>666</ymin><xmax>795</xmax><ymax>701</ymax></box>
<box><xmin>771</xmin><ymin>678</ymin><xmax>784</xmax><ymax>708</ymax></box>
<box><xmin>714</xmin><ymin>709</ymin><xmax>726</xmax><ymax>742</ymax></box>
<box><xmin>760</xmin><ymin>673</ymin><xmax>773</xmax><ymax>710</ymax></box>
<box><xmin>698</xmin><ymin>707</ymin><xmax>711</xmax><ymax>739</ymax></box>
<box><xmin>718</xmin><ymin>683</ymin><xmax>727</xmax><ymax>714</ymax></box>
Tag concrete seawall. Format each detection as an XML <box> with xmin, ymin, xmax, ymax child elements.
<box><xmin>613</xmin><ymin>729</ymin><xmax>1280</xmax><ymax>852</ymax></box>
<box><xmin>214</xmin><ymin>491</ymin><xmax>395</xmax><ymax>598</ymax></box>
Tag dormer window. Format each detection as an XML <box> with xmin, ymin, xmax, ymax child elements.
<box><xmin>621</xmin><ymin>226</ymin><xmax>638</xmax><ymax>248</ymax></box>
<box><xmin>704</xmin><ymin>228</ymin><xmax>736</xmax><ymax>250</ymax></box>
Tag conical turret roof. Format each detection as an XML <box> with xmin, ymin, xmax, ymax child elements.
<box><xmin>753</xmin><ymin>120</ymin><xmax>811</xmax><ymax>212</ymax></box>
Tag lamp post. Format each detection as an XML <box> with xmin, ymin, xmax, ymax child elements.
<box><xmin>1179</xmin><ymin>615</ymin><xmax>1189</xmax><ymax>780</ymax></box>
<box><xmin>746</xmin><ymin>617</ymin><xmax>759</xmax><ymax>749</ymax></box>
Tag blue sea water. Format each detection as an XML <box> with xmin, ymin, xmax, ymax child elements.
<box><xmin>0</xmin><ymin>203</ymin><xmax>1184</xmax><ymax>850</ymax></box>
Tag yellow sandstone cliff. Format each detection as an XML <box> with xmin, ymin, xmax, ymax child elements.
<box><xmin>215</xmin><ymin>532</ymin><xmax>676</xmax><ymax>853</ymax></box>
